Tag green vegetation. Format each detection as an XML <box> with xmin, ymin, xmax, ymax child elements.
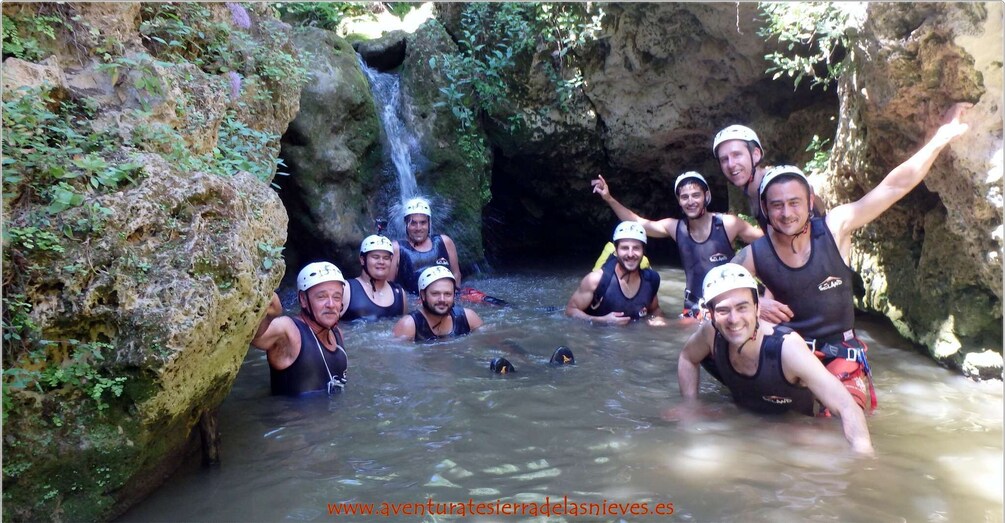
<box><xmin>2</xmin><ymin>9</ymin><xmax>62</xmax><ymax>61</ymax></box>
<box><xmin>758</xmin><ymin>2</ymin><xmax>864</xmax><ymax>90</ymax></box>
<box><xmin>430</xmin><ymin>3</ymin><xmax>604</xmax><ymax>132</ymax></box>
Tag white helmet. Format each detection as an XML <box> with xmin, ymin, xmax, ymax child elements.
<box><xmin>758</xmin><ymin>165</ymin><xmax>812</xmax><ymax>199</ymax></box>
<box><xmin>404</xmin><ymin>197</ymin><xmax>431</xmax><ymax>218</ymax></box>
<box><xmin>297</xmin><ymin>262</ymin><xmax>346</xmax><ymax>292</ymax></box>
<box><xmin>360</xmin><ymin>234</ymin><xmax>393</xmax><ymax>255</ymax></box>
<box><xmin>613</xmin><ymin>221</ymin><xmax>647</xmax><ymax>244</ymax></box>
<box><xmin>701</xmin><ymin>263</ymin><xmax>758</xmax><ymax>306</ymax></box>
<box><xmin>712</xmin><ymin>125</ymin><xmax>762</xmax><ymax>155</ymax></box>
<box><xmin>674</xmin><ymin>171</ymin><xmax>712</xmax><ymax>206</ymax></box>
<box><xmin>418</xmin><ymin>265</ymin><xmax>455</xmax><ymax>291</ymax></box>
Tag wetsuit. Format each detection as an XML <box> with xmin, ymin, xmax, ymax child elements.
<box><xmin>588</xmin><ymin>256</ymin><xmax>661</xmax><ymax>320</ymax></box>
<box><xmin>705</xmin><ymin>325</ymin><xmax>818</xmax><ymax>416</ymax></box>
<box><xmin>397</xmin><ymin>235</ymin><xmax>450</xmax><ymax>294</ymax></box>
<box><xmin>341</xmin><ymin>278</ymin><xmax>405</xmax><ymax>322</ymax></box>
<box><xmin>751</xmin><ymin>216</ymin><xmax>875</xmax><ymax>411</ymax></box>
<box><xmin>677</xmin><ymin>214</ymin><xmax>734</xmax><ymax>314</ymax></box>
<box><xmin>410</xmin><ymin>304</ymin><xmax>471</xmax><ymax>342</ymax></box>
<box><xmin>270</xmin><ymin>318</ymin><xmax>348</xmax><ymax>396</ymax></box>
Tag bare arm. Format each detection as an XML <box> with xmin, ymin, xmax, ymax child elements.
<box><xmin>592</xmin><ymin>175</ymin><xmax>678</xmax><ymax>239</ymax></box>
<box><xmin>250</xmin><ymin>294</ymin><xmax>300</xmax><ymax>370</ymax></box>
<box><xmin>392</xmin><ymin>314</ymin><xmax>416</xmax><ymax>340</ymax></box>
<box><xmin>465</xmin><ymin>308</ymin><xmax>484</xmax><ymax>331</ymax></box>
<box><xmin>780</xmin><ymin>334</ymin><xmax>874</xmax><ymax>455</ymax></box>
<box><xmin>722</xmin><ymin>214</ymin><xmax>763</xmax><ymax>245</ymax></box>
<box><xmin>826</xmin><ymin>103</ymin><xmax>971</xmax><ymax>254</ymax></box>
<box><xmin>565</xmin><ymin>271</ymin><xmax>631</xmax><ymax>325</ymax></box>
<box><xmin>441</xmin><ymin>235</ymin><xmax>463</xmax><ymax>285</ymax></box>
<box><xmin>678</xmin><ymin>321</ymin><xmax>715</xmax><ymax>399</ymax></box>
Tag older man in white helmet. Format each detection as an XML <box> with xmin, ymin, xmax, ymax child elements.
<box><xmin>678</xmin><ymin>264</ymin><xmax>873</xmax><ymax>455</ymax></box>
<box><xmin>566</xmin><ymin>221</ymin><xmax>664</xmax><ymax>325</ymax></box>
<box><xmin>251</xmin><ymin>262</ymin><xmax>349</xmax><ymax>396</ymax></box>
<box><xmin>389</xmin><ymin>197</ymin><xmax>462</xmax><ymax>294</ymax></box>
<box><xmin>591</xmin><ymin>171</ymin><xmax>761</xmax><ymax>317</ymax></box>
<box><xmin>393</xmin><ymin>265</ymin><xmax>483</xmax><ymax>342</ymax></box>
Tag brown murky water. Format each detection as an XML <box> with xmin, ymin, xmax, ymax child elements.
<box><xmin>121</xmin><ymin>266</ymin><xmax>1003</xmax><ymax>522</ymax></box>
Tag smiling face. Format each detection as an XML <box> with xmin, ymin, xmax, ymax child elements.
<box><xmin>676</xmin><ymin>181</ymin><xmax>708</xmax><ymax>219</ymax></box>
<box><xmin>299</xmin><ymin>280</ymin><xmax>344</xmax><ymax>329</ymax></box>
<box><xmin>405</xmin><ymin>214</ymin><xmax>430</xmax><ymax>245</ymax></box>
<box><xmin>614</xmin><ymin>239</ymin><xmax>644</xmax><ymax>272</ymax></box>
<box><xmin>709</xmin><ymin>288</ymin><xmax>759</xmax><ymax>347</ymax></box>
<box><xmin>762</xmin><ymin>178</ymin><xmax>812</xmax><ymax>236</ymax></box>
<box><xmin>717</xmin><ymin>140</ymin><xmax>761</xmax><ymax>188</ymax></box>
<box><xmin>362</xmin><ymin>250</ymin><xmax>392</xmax><ymax>279</ymax></box>
<box><xmin>420</xmin><ymin>278</ymin><xmax>455</xmax><ymax>316</ymax></box>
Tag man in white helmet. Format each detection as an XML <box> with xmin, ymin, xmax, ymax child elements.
<box><xmin>392</xmin><ymin>265</ymin><xmax>484</xmax><ymax>342</ymax></box>
<box><xmin>251</xmin><ymin>262</ymin><xmax>349</xmax><ymax>396</ymax></box>
<box><xmin>566</xmin><ymin>221</ymin><xmax>664</xmax><ymax>325</ymax></box>
<box><xmin>341</xmin><ymin>235</ymin><xmax>407</xmax><ymax>322</ymax></box>
<box><xmin>591</xmin><ymin>171</ymin><xmax>761</xmax><ymax>317</ymax></box>
<box><xmin>389</xmin><ymin>197</ymin><xmax>462</xmax><ymax>294</ymax></box>
<box><xmin>731</xmin><ymin>103</ymin><xmax>971</xmax><ymax>412</ymax></box>
<box><xmin>678</xmin><ymin>264</ymin><xmax>873</xmax><ymax>455</ymax></box>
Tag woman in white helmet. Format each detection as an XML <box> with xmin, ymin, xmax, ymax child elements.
<box><xmin>341</xmin><ymin>235</ymin><xmax>407</xmax><ymax>322</ymax></box>
<box><xmin>676</xmin><ymin>264</ymin><xmax>873</xmax><ymax>454</ymax></box>
<box><xmin>251</xmin><ymin>262</ymin><xmax>349</xmax><ymax>396</ymax></box>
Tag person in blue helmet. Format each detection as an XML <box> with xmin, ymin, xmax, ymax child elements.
<box><xmin>592</xmin><ymin>171</ymin><xmax>761</xmax><ymax>317</ymax></box>
<box><xmin>341</xmin><ymin>235</ymin><xmax>407</xmax><ymax>322</ymax></box>
<box><xmin>566</xmin><ymin>221</ymin><xmax>664</xmax><ymax>325</ymax></box>
<box><xmin>389</xmin><ymin>197</ymin><xmax>462</xmax><ymax>294</ymax></box>
<box><xmin>731</xmin><ymin>102</ymin><xmax>971</xmax><ymax>413</ymax></box>
<box><xmin>677</xmin><ymin>263</ymin><xmax>873</xmax><ymax>455</ymax></box>
<box><xmin>392</xmin><ymin>265</ymin><xmax>484</xmax><ymax>342</ymax></box>
<box><xmin>251</xmin><ymin>262</ymin><xmax>349</xmax><ymax>396</ymax></box>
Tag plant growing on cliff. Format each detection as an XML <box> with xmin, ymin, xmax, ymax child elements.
<box><xmin>758</xmin><ymin>2</ymin><xmax>866</xmax><ymax>90</ymax></box>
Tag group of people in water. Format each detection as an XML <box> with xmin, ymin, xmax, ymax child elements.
<box><xmin>251</xmin><ymin>104</ymin><xmax>971</xmax><ymax>455</ymax></box>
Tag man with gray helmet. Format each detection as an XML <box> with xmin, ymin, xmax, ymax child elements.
<box><xmin>341</xmin><ymin>235</ymin><xmax>407</xmax><ymax>322</ymax></box>
<box><xmin>392</xmin><ymin>265</ymin><xmax>484</xmax><ymax>342</ymax></box>
<box><xmin>592</xmin><ymin>172</ymin><xmax>761</xmax><ymax>317</ymax></box>
<box><xmin>566</xmin><ymin>221</ymin><xmax>664</xmax><ymax>325</ymax></box>
<box><xmin>251</xmin><ymin>262</ymin><xmax>349</xmax><ymax>396</ymax></box>
<box><xmin>677</xmin><ymin>263</ymin><xmax>873</xmax><ymax>455</ymax></box>
<box><xmin>390</xmin><ymin>197</ymin><xmax>462</xmax><ymax>294</ymax></box>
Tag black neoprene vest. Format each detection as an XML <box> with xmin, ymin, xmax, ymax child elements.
<box><xmin>752</xmin><ymin>217</ymin><xmax>855</xmax><ymax>340</ymax></box>
<box><xmin>270</xmin><ymin>318</ymin><xmax>348</xmax><ymax>396</ymax></box>
<box><xmin>711</xmin><ymin>325</ymin><xmax>817</xmax><ymax>416</ymax></box>
<box><xmin>397</xmin><ymin>235</ymin><xmax>450</xmax><ymax>294</ymax></box>
<box><xmin>588</xmin><ymin>256</ymin><xmax>661</xmax><ymax>320</ymax></box>
<box><xmin>410</xmin><ymin>304</ymin><xmax>472</xmax><ymax>342</ymax></box>
<box><xmin>341</xmin><ymin>278</ymin><xmax>405</xmax><ymax>323</ymax></box>
<box><xmin>676</xmin><ymin>214</ymin><xmax>734</xmax><ymax>309</ymax></box>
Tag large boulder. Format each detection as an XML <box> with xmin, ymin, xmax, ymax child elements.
<box><xmin>2</xmin><ymin>3</ymin><xmax>304</xmax><ymax>519</ymax></box>
<box><xmin>826</xmin><ymin>2</ymin><xmax>1003</xmax><ymax>377</ymax></box>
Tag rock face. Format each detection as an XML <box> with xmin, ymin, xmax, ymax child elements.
<box><xmin>2</xmin><ymin>3</ymin><xmax>302</xmax><ymax>520</ymax></box>
<box><xmin>826</xmin><ymin>2</ymin><xmax>1003</xmax><ymax>377</ymax></box>
<box><xmin>277</xmin><ymin>21</ymin><xmax>491</xmax><ymax>273</ymax></box>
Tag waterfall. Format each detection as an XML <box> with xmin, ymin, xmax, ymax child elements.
<box><xmin>358</xmin><ymin>56</ymin><xmax>420</xmax><ymax>206</ymax></box>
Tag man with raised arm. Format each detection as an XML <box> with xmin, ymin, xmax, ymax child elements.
<box><xmin>389</xmin><ymin>197</ymin><xmax>462</xmax><ymax>294</ymax></box>
<box><xmin>678</xmin><ymin>263</ymin><xmax>874</xmax><ymax>455</ymax></box>
<box><xmin>566</xmin><ymin>221</ymin><xmax>664</xmax><ymax>325</ymax></box>
<box><xmin>393</xmin><ymin>265</ymin><xmax>484</xmax><ymax>342</ymax></box>
<box><xmin>251</xmin><ymin>262</ymin><xmax>349</xmax><ymax>396</ymax></box>
<box><xmin>731</xmin><ymin>103</ymin><xmax>971</xmax><ymax>411</ymax></box>
<box><xmin>592</xmin><ymin>171</ymin><xmax>761</xmax><ymax>317</ymax></box>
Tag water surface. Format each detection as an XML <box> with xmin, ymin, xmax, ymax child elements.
<box><xmin>121</xmin><ymin>266</ymin><xmax>1003</xmax><ymax>522</ymax></box>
